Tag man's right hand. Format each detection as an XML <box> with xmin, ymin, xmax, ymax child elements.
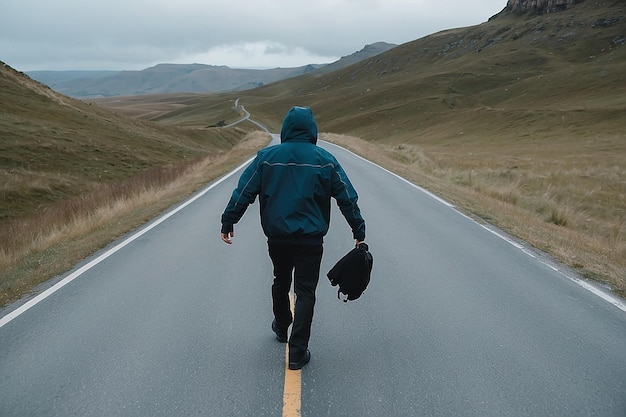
<box><xmin>221</xmin><ymin>231</ymin><xmax>234</xmax><ymax>244</ymax></box>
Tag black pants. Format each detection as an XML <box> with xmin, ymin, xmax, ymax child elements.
<box><xmin>268</xmin><ymin>242</ymin><xmax>323</xmax><ymax>357</ymax></box>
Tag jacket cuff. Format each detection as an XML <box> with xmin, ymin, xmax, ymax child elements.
<box><xmin>221</xmin><ymin>223</ymin><xmax>233</xmax><ymax>234</ymax></box>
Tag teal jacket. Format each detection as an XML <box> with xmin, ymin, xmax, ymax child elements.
<box><xmin>221</xmin><ymin>106</ymin><xmax>365</xmax><ymax>244</ymax></box>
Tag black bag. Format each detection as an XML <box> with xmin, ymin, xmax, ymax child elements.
<box><xmin>327</xmin><ymin>242</ymin><xmax>373</xmax><ymax>302</ymax></box>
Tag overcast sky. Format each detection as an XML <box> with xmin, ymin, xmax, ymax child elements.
<box><xmin>1</xmin><ymin>0</ymin><xmax>507</xmax><ymax>72</ymax></box>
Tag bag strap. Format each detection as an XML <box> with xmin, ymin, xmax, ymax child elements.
<box><xmin>338</xmin><ymin>290</ymin><xmax>349</xmax><ymax>303</ymax></box>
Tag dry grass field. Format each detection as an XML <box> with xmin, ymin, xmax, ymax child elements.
<box><xmin>1</xmin><ymin>1</ymin><xmax>624</xmax><ymax>306</ymax></box>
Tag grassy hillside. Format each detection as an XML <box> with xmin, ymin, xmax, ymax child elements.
<box><xmin>97</xmin><ymin>1</ymin><xmax>625</xmax><ymax>296</ymax></box>
<box><xmin>241</xmin><ymin>2</ymin><xmax>625</xmax><ymax>135</ymax></box>
<box><xmin>0</xmin><ymin>64</ymin><xmax>253</xmax><ymax>222</ymax></box>
<box><xmin>0</xmin><ymin>62</ymin><xmax>269</xmax><ymax>305</ymax></box>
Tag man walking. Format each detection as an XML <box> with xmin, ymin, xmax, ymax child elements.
<box><xmin>220</xmin><ymin>106</ymin><xmax>366</xmax><ymax>370</ymax></box>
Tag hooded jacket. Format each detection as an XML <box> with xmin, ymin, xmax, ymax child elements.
<box><xmin>221</xmin><ymin>106</ymin><xmax>365</xmax><ymax>244</ymax></box>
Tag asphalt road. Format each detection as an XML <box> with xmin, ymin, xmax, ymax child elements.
<box><xmin>1</xmin><ymin>137</ymin><xmax>625</xmax><ymax>416</ymax></box>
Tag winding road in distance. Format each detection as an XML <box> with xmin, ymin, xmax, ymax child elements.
<box><xmin>1</xmin><ymin>131</ymin><xmax>625</xmax><ymax>416</ymax></box>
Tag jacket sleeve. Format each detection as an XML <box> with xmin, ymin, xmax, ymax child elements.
<box><xmin>220</xmin><ymin>156</ymin><xmax>262</xmax><ymax>233</ymax></box>
<box><xmin>331</xmin><ymin>162</ymin><xmax>366</xmax><ymax>241</ymax></box>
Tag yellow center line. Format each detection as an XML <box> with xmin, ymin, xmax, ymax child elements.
<box><xmin>282</xmin><ymin>293</ymin><xmax>302</xmax><ymax>417</ymax></box>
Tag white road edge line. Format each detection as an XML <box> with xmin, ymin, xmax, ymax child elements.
<box><xmin>322</xmin><ymin>140</ymin><xmax>626</xmax><ymax>314</ymax></box>
<box><xmin>0</xmin><ymin>156</ymin><xmax>256</xmax><ymax>329</ymax></box>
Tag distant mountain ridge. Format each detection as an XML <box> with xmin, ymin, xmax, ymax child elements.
<box><xmin>312</xmin><ymin>42</ymin><xmax>398</xmax><ymax>75</ymax></box>
<box><xmin>27</xmin><ymin>42</ymin><xmax>397</xmax><ymax>98</ymax></box>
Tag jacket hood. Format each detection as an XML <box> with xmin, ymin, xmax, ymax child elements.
<box><xmin>280</xmin><ymin>106</ymin><xmax>318</xmax><ymax>144</ymax></box>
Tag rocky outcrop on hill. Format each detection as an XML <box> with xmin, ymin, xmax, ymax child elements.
<box><xmin>506</xmin><ymin>0</ymin><xmax>581</xmax><ymax>14</ymax></box>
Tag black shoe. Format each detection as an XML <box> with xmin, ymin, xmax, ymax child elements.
<box><xmin>272</xmin><ymin>319</ymin><xmax>288</xmax><ymax>343</ymax></box>
<box><xmin>288</xmin><ymin>349</ymin><xmax>311</xmax><ymax>370</ymax></box>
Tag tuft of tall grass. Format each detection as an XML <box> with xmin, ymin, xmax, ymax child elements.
<box><xmin>548</xmin><ymin>207</ymin><xmax>569</xmax><ymax>227</ymax></box>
